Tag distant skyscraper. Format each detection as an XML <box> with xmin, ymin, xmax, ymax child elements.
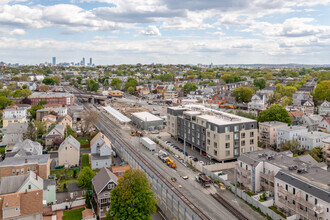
<box><xmin>52</xmin><ymin>57</ymin><xmax>56</xmax><ymax>66</ymax></box>
<box><xmin>89</xmin><ymin>58</ymin><xmax>92</xmax><ymax>66</ymax></box>
<box><xmin>81</xmin><ymin>57</ymin><xmax>85</xmax><ymax>66</ymax></box>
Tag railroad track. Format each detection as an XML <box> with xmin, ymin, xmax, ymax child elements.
<box><xmin>211</xmin><ymin>194</ymin><xmax>248</xmax><ymax>220</ymax></box>
<box><xmin>82</xmin><ymin>103</ymin><xmax>212</xmax><ymax>220</ymax></box>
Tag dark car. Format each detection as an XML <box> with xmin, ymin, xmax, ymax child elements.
<box><xmin>193</xmin><ymin>157</ymin><xmax>198</xmax><ymax>161</ymax></box>
<box><xmin>184</xmin><ymin>152</ymin><xmax>188</xmax><ymax>156</ymax></box>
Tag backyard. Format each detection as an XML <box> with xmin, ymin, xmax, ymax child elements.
<box><xmin>62</xmin><ymin>208</ymin><xmax>85</xmax><ymax>220</ymax></box>
<box><xmin>81</xmin><ymin>154</ymin><xmax>90</xmax><ymax>168</ymax></box>
<box><xmin>77</xmin><ymin>137</ymin><xmax>90</xmax><ymax>145</ymax></box>
<box><xmin>50</xmin><ymin>168</ymin><xmax>80</xmax><ymax>190</ymax></box>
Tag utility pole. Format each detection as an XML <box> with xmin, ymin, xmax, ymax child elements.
<box><xmin>184</xmin><ymin>137</ymin><xmax>186</xmax><ymax>164</ymax></box>
<box><xmin>234</xmin><ymin>167</ymin><xmax>237</xmax><ymax>202</ymax></box>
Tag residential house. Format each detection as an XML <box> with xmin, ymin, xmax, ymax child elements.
<box><xmin>110</xmin><ymin>165</ymin><xmax>130</xmax><ymax>178</ymax></box>
<box><xmin>2</xmin><ymin>107</ymin><xmax>27</xmax><ymax>127</ymax></box>
<box><xmin>45</xmin><ymin>124</ymin><xmax>65</xmax><ymax>147</ymax></box>
<box><xmin>301</xmin><ymin>100</ymin><xmax>314</xmax><ymax>116</ymax></box>
<box><xmin>318</xmin><ymin>118</ymin><xmax>330</xmax><ymax>132</ymax></box>
<box><xmin>0</xmin><ymin>154</ymin><xmax>51</xmax><ymax>180</ymax></box>
<box><xmin>322</xmin><ymin>137</ymin><xmax>330</xmax><ymax>166</ymax></box>
<box><xmin>164</xmin><ymin>91</ymin><xmax>178</xmax><ymax>100</ymax></box>
<box><xmin>259</xmin><ymin>121</ymin><xmax>288</xmax><ymax>147</ymax></box>
<box><xmin>174</xmin><ymin>87</ymin><xmax>184</xmax><ymax>97</ymax></box>
<box><xmin>6</xmin><ymin>139</ymin><xmax>43</xmax><ymax>157</ymax></box>
<box><xmin>92</xmin><ymin>168</ymin><xmax>118</xmax><ymax>220</ymax></box>
<box><xmin>58</xmin><ymin>135</ymin><xmax>80</xmax><ymax>168</ymax></box>
<box><xmin>90</xmin><ymin>132</ymin><xmax>112</xmax><ymax>169</ymax></box>
<box><xmin>300</xmin><ymin>115</ymin><xmax>323</xmax><ymax>131</ymax></box>
<box><xmin>154</xmin><ymin>85</ymin><xmax>166</xmax><ymax>94</ymax></box>
<box><xmin>288</xmin><ymin>110</ymin><xmax>304</xmax><ymax>126</ymax></box>
<box><xmin>108</xmin><ymin>90</ymin><xmax>123</xmax><ymax>98</ymax></box>
<box><xmin>206</xmin><ymin>94</ymin><xmax>225</xmax><ymax>105</ymax></box>
<box><xmin>256</xmin><ymin>87</ymin><xmax>275</xmax><ymax>100</ymax></box>
<box><xmin>67</xmin><ymin>182</ymin><xmax>87</xmax><ymax>201</ymax></box>
<box><xmin>277</xmin><ymin>126</ymin><xmax>308</xmax><ymax>148</ymax></box>
<box><xmin>187</xmin><ymin>90</ymin><xmax>204</xmax><ymax>100</ymax></box>
<box><xmin>138</xmin><ymin>86</ymin><xmax>150</xmax><ymax>96</ymax></box>
<box><xmin>1</xmin><ymin>123</ymin><xmax>28</xmax><ymax>151</ymax></box>
<box><xmin>57</xmin><ymin>114</ymin><xmax>73</xmax><ymax>128</ymax></box>
<box><xmin>42</xmin><ymin>114</ymin><xmax>57</xmax><ymax>129</ymax></box>
<box><xmin>297</xmin><ymin>131</ymin><xmax>330</xmax><ymax>150</ymax></box>
<box><xmin>292</xmin><ymin>91</ymin><xmax>313</xmax><ymax>106</ymax></box>
<box><xmin>0</xmin><ymin>189</ymin><xmax>43</xmax><ymax>220</ymax></box>
<box><xmin>248</xmin><ymin>94</ymin><xmax>266</xmax><ymax>111</ymax></box>
<box><xmin>318</xmin><ymin>100</ymin><xmax>330</xmax><ymax>116</ymax></box>
<box><xmin>36</xmin><ymin>108</ymin><xmax>51</xmax><ymax>121</ymax></box>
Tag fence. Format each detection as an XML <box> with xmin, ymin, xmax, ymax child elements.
<box><xmin>96</xmin><ymin>122</ymin><xmax>201</xmax><ymax>220</ymax></box>
<box><xmin>52</xmin><ymin>199</ymin><xmax>85</xmax><ymax>211</ymax></box>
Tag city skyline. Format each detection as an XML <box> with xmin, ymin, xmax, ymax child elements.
<box><xmin>0</xmin><ymin>0</ymin><xmax>330</xmax><ymax>65</ymax></box>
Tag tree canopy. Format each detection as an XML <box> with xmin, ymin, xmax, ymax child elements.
<box><xmin>313</xmin><ymin>80</ymin><xmax>330</xmax><ymax>102</ymax></box>
<box><xmin>108</xmin><ymin>169</ymin><xmax>157</xmax><ymax>220</ymax></box>
<box><xmin>233</xmin><ymin>87</ymin><xmax>253</xmax><ymax>103</ymax></box>
<box><xmin>258</xmin><ymin>104</ymin><xmax>292</xmax><ymax>125</ymax></box>
<box><xmin>183</xmin><ymin>82</ymin><xmax>198</xmax><ymax>94</ymax></box>
<box><xmin>253</xmin><ymin>78</ymin><xmax>266</xmax><ymax>90</ymax></box>
<box><xmin>86</xmin><ymin>79</ymin><xmax>100</xmax><ymax>91</ymax></box>
<box><xmin>42</xmin><ymin>78</ymin><xmax>56</xmax><ymax>85</ymax></box>
<box><xmin>110</xmin><ymin>78</ymin><xmax>122</xmax><ymax>90</ymax></box>
<box><xmin>125</xmin><ymin>77</ymin><xmax>138</xmax><ymax>91</ymax></box>
<box><xmin>0</xmin><ymin>96</ymin><xmax>14</xmax><ymax>109</ymax></box>
<box><xmin>78</xmin><ymin>167</ymin><xmax>95</xmax><ymax>190</ymax></box>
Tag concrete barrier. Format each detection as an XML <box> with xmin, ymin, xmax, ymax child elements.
<box><xmin>203</xmin><ymin>162</ymin><xmax>236</xmax><ymax>172</ymax></box>
<box><xmin>51</xmin><ymin>199</ymin><xmax>85</xmax><ymax>211</ymax></box>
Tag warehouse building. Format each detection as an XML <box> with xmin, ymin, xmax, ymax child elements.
<box><xmin>131</xmin><ymin>112</ymin><xmax>164</xmax><ymax>130</ymax></box>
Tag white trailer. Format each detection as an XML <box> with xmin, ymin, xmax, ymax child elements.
<box><xmin>141</xmin><ymin>137</ymin><xmax>156</xmax><ymax>152</ymax></box>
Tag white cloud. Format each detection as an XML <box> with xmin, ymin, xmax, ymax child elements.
<box><xmin>9</xmin><ymin>28</ymin><xmax>25</xmax><ymax>35</ymax></box>
<box><xmin>139</xmin><ymin>25</ymin><xmax>161</xmax><ymax>36</ymax></box>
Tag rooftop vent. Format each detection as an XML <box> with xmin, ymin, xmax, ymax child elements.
<box><xmin>288</xmin><ymin>165</ymin><xmax>297</xmax><ymax>170</ymax></box>
<box><xmin>297</xmin><ymin>167</ymin><xmax>308</xmax><ymax>174</ymax></box>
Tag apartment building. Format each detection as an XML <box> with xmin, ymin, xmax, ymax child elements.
<box><xmin>275</xmin><ymin>168</ymin><xmax>330</xmax><ymax>220</ymax></box>
<box><xmin>237</xmin><ymin>149</ymin><xmax>327</xmax><ymax>194</ymax></box>
<box><xmin>164</xmin><ymin>91</ymin><xmax>178</xmax><ymax>100</ymax></box>
<box><xmin>277</xmin><ymin>126</ymin><xmax>308</xmax><ymax>148</ymax></box>
<box><xmin>259</xmin><ymin>121</ymin><xmax>288</xmax><ymax>147</ymax></box>
<box><xmin>297</xmin><ymin>131</ymin><xmax>330</xmax><ymax>150</ymax></box>
<box><xmin>10</xmin><ymin>92</ymin><xmax>74</xmax><ymax>106</ymax></box>
<box><xmin>322</xmin><ymin>137</ymin><xmax>330</xmax><ymax>166</ymax></box>
<box><xmin>167</xmin><ymin>105</ymin><xmax>258</xmax><ymax>162</ymax></box>
<box><xmin>2</xmin><ymin>108</ymin><xmax>27</xmax><ymax>127</ymax></box>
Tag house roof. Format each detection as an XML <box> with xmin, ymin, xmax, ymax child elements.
<box><xmin>0</xmin><ymin>154</ymin><xmax>50</xmax><ymax>167</ymax></box>
<box><xmin>111</xmin><ymin>165</ymin><xmax>130</xmax><ymax>174</ymax></box>
<box><xmin>58</xmin><ymin>135</ymin><xmax>80</xmax><ymax>151</ymax></box>
<box><xmin>288</xmin><ymin>110</ymin><xmax>304</xmax><ymax>119</ymax></box>
<box><xmin>68</xmin><ymin>182</ymin><xmax>87</xmax><ymax>192</ymax></box>
<box><xmin>11</xmin><ymin>139</ymin><xmax>42</xmax><ymax>156</ymax></box>
<box><xmin>90</xmin><ymin>132</ymin><xmax>111</xmax><ymax>149</ymax></box>
<box><xmin>57</xmin><ymin>114</ymin><xmax>72</xmax><ymax>123</ymax></box>
<box><xmin>46</xmin><ymin>124</ymin><xmax>64</xmax><ymax>137</ymax></box>
<box><xmin>92</xmin><ymin>168</ymin><xmax>118</xmax><ymax>194</ymax></box>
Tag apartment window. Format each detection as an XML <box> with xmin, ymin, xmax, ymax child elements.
<box><xmin>234</xmin><ymin>148</ymin><xmax>238</xmax><ymax>156</ymax></box>
<box><xmin>21</xmin><ymin>168</ymin><xmax>24</xmax><ymax>174</ymax></box>
<box><xmin>197</xmin><ymin>133</ymin><xmax>200</xmax><ymax>138</ymax></box>
<box><xmin>293</xmin><ymin>188</ymin><xmax>295</xmax><ymax>195</ymax></box>
<box><xmin>214</xmin><ymin>142</ymin><xmax>217</xmax><ymax>148</ymax></box>
<box><xmin>28</xmin><ymin>185</ymin><xmax>31</xmax><ymax>189</ymax></box>
<box><xmin>192</xmin><ymin>137</ymin><xmax>195</xmax><ymax>142</ymax></box>
<box><xmin>207</xmin><ymin>132</ymin><xmax>210</xmax><ymax>137</ymax></box>
<box><xmin>250</xmin><ymin>132</ymin><xmax>254</xmax><ymax>137</ymax></box>
<box><xmin>225</xmin><ymin>126</ymin><xmax>229</xmax><ymax>132</ymax></box>
<box><xmin>215</xmin><ymin>126</ymin><xmax>218</xmax><ymax>132</ymax></box>
<box><xmin>285</xmin><ymin>184</ymin><xmax>288</xmax><ymax>191</ymax></box>
<box><xmin>241</xmin><ymin>140</ymin><xmax>245</xmax><ymax>146</ymax></box>
<box><xmin>225</xmin><ymin>143</ymin><xmax>230</xmax><ymax>148</ymax></box>
<box><xmin>202</xmin><ymin>121</ymin><xmax>204</xmax><ymax>126</ymax></box>
<box><xmin>241</xmin><ymin>148</ymin><xmax>245</xmax><ymax>153</ymax></box>
<box><xmin>214</xmin><ymin>134</ymin><xmax>217</xmax><ymax>139</ymax></box>
<box><xmin>207</xmin><ymin>139</ymin><xmax>210</xmax><ymax>145</ymax></box>
<box><xmin>233</xmin><ymin>133</ymin><xmax>238</xmax><ymax>140</ymax></box>
<box><xmin>315</xmin><ymin>199</ymin><xmax>318</xmax><ymax>205</ymax></box>
<box><xmin>12</xmin><ymin>169</ymin><xmax>15</xmax><ymax>174</ymax></box>
<box><xmin>192</xmin><ymin>124</ymin><xmax>195</xmax><ymax>129</ymax></box>
<box><xmin>225</xmin><ymin>135</ymin><xmax>230</xmax><ymax>141</ymax></box>
<box><xmin>250</xmin><ymin>139</ymin><xmax>254</xmax><ymax>145</ymax></box>
<box><xmin>251</xmin><ymin>124</ymin><xmax>254</xmax><ymax>129</ymax></box>
<box><xmin>241</xmin><ymin>133</ymin><xmax>245</xmax><ymax>138</ymax></box>
<box><xmin>292</xmin><ymin>200</ymin><xmax>295</xmax><ymax>205</ymax></box>
<box><xmin>306</xmin><ymin>194</ymin><xmax>308</xmax><ymax>201</ymax></box>
<box><xmin>234</xmin><ymin>126</ymin><xmax>239</xmax><ymax>132</ymax></box>
<box><xmin>241</xmin><ymin>124</ymin><xmax>245</xmax><ymax>130</ymax></box>
<box><xmin>225</xmin><ymin>150</ymin><xmax>230</xmax><ymax>156</ymax></box>
<box><xmin>250</xmin><ymin>146</ymin><xmax>254</xmax><ymax>151</ymax></box>
<box><xmin>214</xmin><ymin>150</ymin><xmax>218</xmax><ymax>156</ymax></box>
<box><xmin>207</xmin><ymin>147</ymin><xmax>210</xmax><ymax>152</ymax></box>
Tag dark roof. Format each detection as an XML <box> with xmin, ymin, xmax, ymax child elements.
<box><xmin>43</xmin><ymin>179</ymin><xmax>56</xmax><ymax>190</ymax></box>
<box><xmin>92</xmin><ymin>168</ymin><xmax>118</xmax><ymax>194</ymax></box>
<box><xmin>68</xmin><ymin>182</ymin><xmax>87</xmax><ymax>192</ymax></box>
<box><xmin>275</xmin><ymin>171</ymin><xmax>330</xmax><ymax>203</ymax></box>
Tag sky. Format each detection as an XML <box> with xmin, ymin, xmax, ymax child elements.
<box><xmin>1</xmin><ymin>0</ymin><xmax>330</xmax><ymax>65</ymax></box>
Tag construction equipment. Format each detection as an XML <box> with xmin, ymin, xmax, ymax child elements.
<box><xmin>166</xmin><ymin>158</ymin><xmax>176</xmax><ymax>169</ymax></box>
<box><xmin>195</xmin><ymin>173</ymin><xmax>211</xmax><ymax>188</ymax></box>
<box><xmin>131</xmin><ymin>130</ymin><xmax>143</xmax><ymax>137</ymax></box>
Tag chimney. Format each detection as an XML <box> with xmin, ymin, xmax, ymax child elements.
<box><xmin>25</xmin><ymin>158</ymin><xmax>27</xmax><ymax>163</ymax></box>
<box><xmin>36</xmin><ymin>170</ymin><xmax>38</xmax><ymax>180</ymax></box>
<box><xmin>25</xmin><ymin>189</ymin><xmax>27</xmax><ymax>194</ymax></box>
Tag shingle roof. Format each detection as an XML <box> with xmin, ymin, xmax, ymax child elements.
<box><xmin>58</xmin><ymin>135</ymin><xmax>80</xmax><ymax>151</ymax></box>
<box><xmin>0</xmin><ymin>154</ymin><xmax>50</xmax><ymax>167</ymax></box>
<box><xmin>92</xmin><ymin>168</ymin><xmax>118</xmax><ymax>194</ymax></box>
<box><xmin>68</xmin><ymin>182</ymin><xmax>87</xmax><ymax>192</ymax></box>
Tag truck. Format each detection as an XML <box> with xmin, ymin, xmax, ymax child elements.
<box><xmin>166</xmin><ymin>158</ymin><xmax>176</xmax><ymax>169</ymax></box>
<box><xmin>141</xmin><ymin>137</ymin><xmax>156</xmax><ymax>152</ymax></box>
<box><xmin>195</xmin><ymin>173</ymin><xmax>212</xmax><ymax>188</ymax></box>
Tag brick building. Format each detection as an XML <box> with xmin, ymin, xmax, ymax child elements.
<box><xmin>9</xmin><ymin>92</ymin><xmax>74</xmax><ymax>106</ymax></box>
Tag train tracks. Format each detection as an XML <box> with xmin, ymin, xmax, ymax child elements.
<box><xmin>83</xmin><ymin>103</ymin><xmax>212</xmax><ymax>220</ymax></box>
<box><xmin>211</xmin><ymin>194</ymin><xmax>248</xmax><ymax>220</ymax></box>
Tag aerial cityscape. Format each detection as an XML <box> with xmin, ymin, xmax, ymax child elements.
<box><xmin>0</xmin><ymin>0</ymin><xmax>329</xmax><ymax>220</ymax></box>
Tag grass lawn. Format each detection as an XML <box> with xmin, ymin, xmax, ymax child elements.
<box><xmin>63</xmin><ymin>208</ymin><xmax>85</xmax><ymax>220</ymax></box>
<box><xmin>77</xmin><ymin>137</ymin><xmax>90</xmax><ymax>145</ymax></box>
<box><xmin>81</xmin><ymin>154</ymin><xmax>90</xmax><ymax>168</ymax></box>
<box><xmin>269</xmin><ymin>206</ymin><xmax>286</xmax><ymax>218</ymax></box>
<box><xmin>0</xmin><ymin>147</ymin><xmax>5</xmax><ymax>155</ymax></box>
<box><xmin>246</xmin><ymin>190</ymin><xmax>256</xmax><ymax>197</ymax></box>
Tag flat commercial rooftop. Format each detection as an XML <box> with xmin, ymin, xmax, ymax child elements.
<box><xmin>132</xmin><ymin>111</ymin><xmax>163</xmax><ymax>122</ymax></box>
<box><xmin>103</xmin><ymin>106</ymin><xmax>131</xmax><ymax>123</ymax></box>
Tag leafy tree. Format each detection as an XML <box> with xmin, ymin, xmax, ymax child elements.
<box><xmin>183</xmin><ymin>82</ymin><xmax>198</xmax><ymax>94</ymax></box>
<box><xmin>308</xmin><ymin>147</ymin><xmax>323</xmax><ymax>162</ymax></box>
<box><xmin>274</xmin><ymin>79</ymin><xmax>280</xmax><ymax>85</ymax></box>
<box><xmin>254</xmin><ymin>78</ymin><xmax>266</xmax><ymax>90</ymax></box>
<box><xmin>28</xmin><ymin>105</ymin><xmax>44</xmax><ymax>119</ymax></box>
<box><xmin>34</xmin><ymin>120</ymin><xmax>47</xmax><ymax>138</ymax></box>
<box><xmin>38</xmin><ymin>85</ymin><xmax>50</xmax><ymax>92</ymax></box>
<box><xmin>280</xmin><ymin>139</ymin><xmax>302</xmax><ymax>155</ymax></box>
<box><xmin>86</xmin><ymin>79</ymin><xmax>100</xmax><ymax>92</ymax></box>
<box><xmin>65</xmin><ymin>125</ymin><xmax>77</xmax><ymax>138</ymax></box>
<box><xmin>52</xmin><ymin>75</ymin><xmax>61</xmax><ymax>85</ymax></box>
<box><xmin>258</xmin><ymin>104</ymin><xmax>292</xmax><ymax>125</ymax></box>
<box><xmin>313</xmin><ymin>80</ymin><xmax>330</xmax><ymax>102</ymax></box>
<box><xmin>127</xmin><ymin>86</ymin><xmax>135</xmax><ymax>95</ymax></box>
<box><xmin>264</xmin><ymin>72</ymin><xmax>273</xmax><ymax>80</ymax></box>
<box><xmin>108</xmin><ymin>169</ymin><xmax>157</xmax><ymax>220</ymax></box>
<box><xmin>110</xmin><ymin>78</ymin><xmax>122</xmax><ymax>90</ymax></box>
<box><xmin>280</xmin><ymin>97</ymin><xmax>292</xmax><ymax>106</ymax></box>
<box><xmin>42</xmin><ymin>78</ymin><xmax>56</xmax><ymax>85</ymax></box>
<box><xmin>26</xmin><ymin>121</ymin><xmax>37</xmax><ymax>141</ymax></box>
<box><xmin>0</xmin><ymin>96</ymin><xmax>14</xmax><ymax>109</ymax></box>
<box><xmin>78</xmin><ymin>167</ymin><xmax>95</xmax><ymax>190</ymax></box>
<box><xmin>13</xmin><ymin>88</ymin><xmax>32</xmax><ymax>98</ymax></box>
<box><xmin>76</xmin><ymin>76</ymin><xmax>82</xmax><ymax>84</ymax></box>
<box><xmin>233</xmin><ymin>87</ymin><xmax>253</xmax><ymax>103</ymax></box>
<box><xmin>22</xmin><ymin>84</ymin><xmax>28</xmax><ymax>89</ymax></box>
<box><xmin>125</xmin><ymin>77</ymin><xmax>138</xmax><ymax>91</ymax></box>
<box><xmin>85</xmin><ymin>191</ymin><xmax>91</xmax><ymax>208</ymax></box>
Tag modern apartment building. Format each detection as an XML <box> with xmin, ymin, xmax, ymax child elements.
<box><xmin>167</xmin><ymin>105</ymin><xmax>258</xmax><ymax>162</ymax></box>
<box><xmin>259</xmin><ymin>121</ymin><xmax>288</xmax><ymax>147</ymax></box>
<box><xmin>277</xmin><ymin>126</ymin><xmax>308</xmax><ymax>148</ymax></box>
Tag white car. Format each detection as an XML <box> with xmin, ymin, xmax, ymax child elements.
<box><xmin>181</xmin><ymin>175</ymin><xmax>189</xmax><ymax>180</ymax></box>
<box><xmin>198</xmin><ymin>161</ymin><xmax>205</xmax><ymax>166</ymax></box>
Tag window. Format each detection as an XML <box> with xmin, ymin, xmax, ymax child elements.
<box><xmin>74</xmin><ymin>192</ymin><xmax>78</xmax><ymax>196</ymax></box>
<box><xmin>234</xmin><ymin>148</ymin><xmax>238</xmax><ymax>155</ymax></box>
<box><xmin>108</xmin><ymin>183</ymin><xmax>115</xmax><ymax>189</ymax></box>
<box><xmin>214</xmin><ymin>134</ymin><xmax>217</xmax><ymax>139</ymax></box>
<box><xmin>207</xmin><ymin>132</ymin><xmax>210</xmax><ymax>137</ymax></box>
<box><xmin>214</xmin><ymin>142</ymin><xmax>217</xmax><ymax>148</ymax></box>
<box><xmin>241</xmin><ymin>133</ymin><xmax>245</xmax><ymax>138</ymax></box>
<box><xmin>250</xmin><ymin>139</ymin><xmax>254</xmax><ymax>145</ymax></box>
<box><xmin>293</xmin><ymin>188</ymin><xmax>295</xmax><ymax>195</ymax></box>
<box><xmin>234</xmin><ymin>133</ymin><xmax>239</xmax><ymax>140</ymax></box>
<box><xmin>207</xmin><ymin>139</ymin><xmax>210</xmax><ymax>145</ymax></box>
<box><xmin>82</xmin><ymin>191</ymin><xmax>85</xmax><ymax>196</ymax></box>
<box><xmin>28</xmin><ymin>185</ymin><xmax>31</xmax><ymax>189</ymax></box>
<box><xmin>225</xmin><ymin>126</ymin><xmax>229</xmax><ymax>133</ymax></box>
<box><xmin>315</xmin><ymin>198</ymin><xmax>318</xmax><ymax>205</ymax></box>
<box><xmin>225</xmin><ymin>143</ymin><xmax>230</xmax><ymax>148</ymax></box>
<box><xmin>250</xmin><ymin>146</ymin><xmax>254</xmax><ymax>151</ymax></box>
<box><xmin>240</xmin><ymin>162</ymin><xmax>242</xmax><ymax>167</ymax></box>
<box><xmin>285</xmin><ymin>184</ymin><xmax>288</xmax><ymax>191</ymax></box>
<box><xmin>306</xmin><ymin>194</ymin><xmax>308</xmax><ymax>201</ymax></box>
<box><xmin>234</xmin><ymin>126</ymin><xmax>239</xmax><ymax>132</ymax></box>
<box><xmin>292</xmin><ymin>200</ymin><xmax>295</xmax><ymax>205</ymax></box>
<box><xmin>12</xmin><ymin>169</ymin><xmax>15</xmax><ymax>174</ymax></box>
<box><xmin>250</xmin><ymin>132</ymin><xmax>254</xmax><ymax>137</ymax></box>
<box><xmin>225</xmin><ymin>135</ymin><xmax>230</xmax><ymax>141</ymax></box>
<box><xmin>241</xmin><ymin>140</ymin><xmax>245</xmax><ymax>146</ymax></box>
<box><xmin>225</xmin><ymin>150</ymin><xmax>230</xmax><ymax>156</ymax></box>
<box><xmin>241</xmin><ymin>148</ymin><xmax>245</xmax><ymax>153</ymax></box>
<box><xmin>251</xmin><ymin>124</ymin><xmax>254</xmax><ymax>129</ymax></box>
<box><xmin>21</xmin><ymin>168</ymin><xmax>24</xmax><ymax>174</ymax></box>
<box><xmin>207</xmin><ymin>147</ymin><xmax>210</xmax><ymax>152</ymax></box>
<box><xmin>214</xmin><ymin>150</ymin><xmax>217</xmax><ymax>156</ymax></box>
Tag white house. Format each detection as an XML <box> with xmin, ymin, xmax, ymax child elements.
<box><xmin>10</xmin><ymin>139</ymin><xmax>43</xmax><ymax>157</ymax></box>
<box><xmin>58</xmin><ymin>135</ymin><xmax>80</xmax><ymax>167</ymax></box>
<box><xmin>248</xmin><ymin>94</ymin><xmax>266</xmax><ymax>111</ymax></box>
<box><xmin>318</xmin><ymin>118</ymin><xmax>330</xmax><ymax>132</ymax></box>
<box><xmin>90</xmin><ymin>132</ymin><xmax>112</xmax><ymax>169</ymax></box>
<box><xmin>297</xmin><ymin>131</ymin><xmax>330</xmax><ymax>150</ymax></box>
<box><xmin>277</xmin><ymin>126</ymin><xmax>308</xmax><ymax>148</ymax></box>
<box><xmin>318</xmin><ymin>100</ymin><xmax>330</xmax><ymax>116</ymax></box>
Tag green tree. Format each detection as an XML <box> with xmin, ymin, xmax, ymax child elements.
<box><xmin>110</xmin><ymin>78</ymin><xmax>122</xmax><ymax>90</ymax></box>
<box><xmin>264</xmin><ymin>72</ymin><xmax>273</xmax><ymax>80</ymax></box>
<box><xmin>28</xmin><ymin>105</ymin><xmax>44</xmax><ymax>120</ymax></box>
<box><xmin>183</xmin><ymin>82</ymin><xmax>198</xmax><ymax>94</ymax></box>
<box><xmin>127</xmin><ymin>86</ymin><xmax>135</xmax><ymax>95</ymax></box>
<box><xmin>34</xmin><ymin>120</ymin><xmax>47</xmax><ymax>138</ymax></box>
<box><xmin>125</xmin><ymin>77</ymin><xmax>138</xmax><ymax>91</ymax></box>
<box><xmin>65</xmin><ymin>125</ymin><xmax>77</xmax><ymax>138</ymax></box>
<box><xmin>254</xmin><ymin>78</ymin><xmax>266</xmax><ymax>90</ymax></box>
<box><xmin>78</xmin><ymin>167</ymin><xmax>95</xmax><ymax>190</ymax></box>
<box><xmin>108</xmin><ymin>169</ymin><xmax>157</xmax><ymax>220</ymax></box>
<box><xmin>13</xmin><ymin>88</ymin><xmax>32</xmax><ymax>98</ymax></box>
<box><xmin>26</xmin><ymin>121</ymin><xmax>37</xmax><ymax>141</ymax></box>
<box><xmin>280</xmin><ymin>139</ymin><xmax>302</xmax><ymax>155</ymax></box>
<box><xmin>0</xmin><ymin>96</ymin><xmax>14</xmax><ymax>109</ymax></box>
<box><xmin>76</xmin><ymin>76</ymin><xmax>82</xmax><ymax>84</ymax></box>
<box><xmin>308</xmin><ymin>147</ymin><xmax>323</xmax><ymax>162</ymax></box>
<box><xmin>280</xmin><ymin>97</ymin><xmax>292</xmax><ymax>106</ymax></box>
<box><xmin>42</xmin><ymin>78</ymin><xmax>56</xmax><ymax>85</ymax></box>
<box><xmin>313</xmin><ymin>80</ymin><xmax>330</xmax><ymax>102</ymax></box>
<box><xmin>22</xmin><ymin>84</ymin><xmax>28</xmax><ymax>89</ymax></box>
<box><xmin>233</xmin><ymin>87</ymin><xmax>253</xmax><ymax>103</ymax></box>
<box><xmin>258</xmin><ymin>104</ymin><xmax>292</xmax><ymax>125</ymax></box>
<box><xmin>86</xmin><ymin>79</ymin><xmax>99</xmax><ymax>92</ymax></box>
<box><xmin>52</xmin><ymin>75</ymin><xmax>61</xmax><ymax>85</ymax></box>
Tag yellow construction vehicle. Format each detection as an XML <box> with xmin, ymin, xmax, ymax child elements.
<box><xmin>166</xmin><ymin>158</ymin><xmax>176</xmax><ymax>169</ymax></box>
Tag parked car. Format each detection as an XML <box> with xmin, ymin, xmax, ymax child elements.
<box><xmin>181</xmin><ymin>176</ymin><xmax>189</xmax><ymax>180</ymax></box>
<box><xmin>193</xmin><ymin>157</ymin><xmax>198</xmax><ymax>161</ymax></box>
<box><xmin>171</xmin><ymin>177</ymin><xmax>177</xmax><ymax>182</ymax></box>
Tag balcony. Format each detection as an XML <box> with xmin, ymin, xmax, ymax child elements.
<box><xmin>237</xmin><ymin>174</ymin><xmax>251</xmax><ymax>185</ymax></box>
<box><xmin>237</xmin><ymin>166</ymin><xmax>251</xmax><ymax>177</ymax></box>
<box><xmin>260</xmin><ymin>181</ymin><xmax>274</xmax><ymax>192</ymax></box>
<box><xmin>260</xmin><ymin>171</ymin><xmax>275</xmax><ymax>182</ymax></box>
